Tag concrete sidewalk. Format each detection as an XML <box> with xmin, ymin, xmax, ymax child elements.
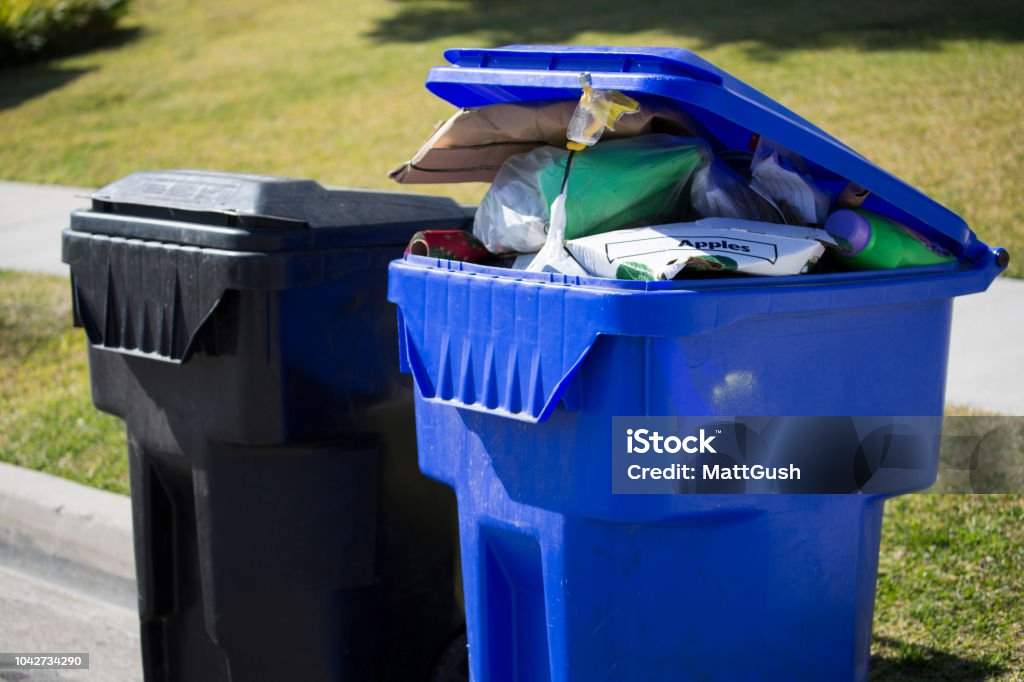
<box><xmin>2</xmin><ymin>178</ymin><xmax>1020</xmax><ymax>414</ymax></box>
<box><xmin>0</xmin><ymin>181</ymin><xmax>91</xmax><ymax>276</ymax></box>
<box><xmin>947</xmin><ymin>281</ymin><xmax>1024</xmax><ymax>416</ymax></box>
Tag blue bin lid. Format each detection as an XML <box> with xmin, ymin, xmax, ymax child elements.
<box><xmin>425</xmin><ymin>45</ymin><xmax>990</xmax><ymax>261</ymax></box>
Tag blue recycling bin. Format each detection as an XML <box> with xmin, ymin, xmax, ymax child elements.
<box><xmin>388</xmin><ymin>46</ymin><xmax>1007</xmax><ymax>681</ymax></box>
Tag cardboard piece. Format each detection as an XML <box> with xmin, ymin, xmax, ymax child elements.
<box><xmin>389</xmin><ymin>100</ymin><xmax>694</xmax><ymax>184</ymax></box>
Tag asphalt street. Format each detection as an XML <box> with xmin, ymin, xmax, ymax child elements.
<box><xmin>0</xmin><ymin>551</ymin><xmax>140</xmax><ymax>681</ymax></box>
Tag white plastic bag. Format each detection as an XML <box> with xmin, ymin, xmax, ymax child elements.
<box><xmin>690</xmin><ymin>159</ymin><xmax>784</xmax><ymax>223</ymax></box>
<box><xmin>750</xmin><ymin>139</ymin><xmax>831</xmax><ymax>226</ymax></box>
<box><xmin>523</xmin><ymin>193</ymin><xmax>588</xmax><ymax>276</ymax></box>
<box><xmin>473</xmin><ymin>146</ymin><xmax>565</xmax><ymax>254</ymax></box>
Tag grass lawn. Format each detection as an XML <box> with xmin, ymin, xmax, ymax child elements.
<box><xmin>0</xmin><ymin>270</ymin><xmax>124</xmax><ymax>491</ymax></box>
<box><xmin>0</xmin><ymin>0</ymin><xmax>1022</xmax><ymax>275</ymax></box>
<box><xmin>1</xmin><ymin>269</ymin><xmax>1021</xmax><ymax>678</ymax></box>
<box><xmin>873</xmin><ymin>495</ymin><xmax>1024</xmax><ymax>680</ymax></box>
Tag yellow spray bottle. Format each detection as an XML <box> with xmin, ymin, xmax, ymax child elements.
<box><xmin>559</xmin><ymin>73</ymin><xmax>640</xmax><ymax>191</ymax></box>
<box><xmin>526</xmin><ymin>74</ymin><xmax>640</xmax><ymax>273</ymax></box>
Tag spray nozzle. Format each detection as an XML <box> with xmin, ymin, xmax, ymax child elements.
<box><xmin>566</xmin><ymin>73</ymin><xmax>640</xmax><ymax>151</ymax></box>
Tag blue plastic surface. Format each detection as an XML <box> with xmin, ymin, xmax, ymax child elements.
<box><xmin>390</xmin><ymin>45</ymin><xmax>1008</xmax><ymax>682</ymax></box>
<box><xmin>427</xmin><ymin>45</ymin><xmax>988</xmax><ymax>261</ymax></box>
<box><xmin>393</xmin><ymin>255</ymin><xmax>999</xmax><ymax>424</ymax></box>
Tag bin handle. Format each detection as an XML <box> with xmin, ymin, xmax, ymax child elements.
<box><xmin>399</xmin><ymin>318</ymin><xmax>595</xmax><ymax>423</ymax></box>
<box><xmin>391</xmin><ymin>264</ymin><xmax>601</xmax><ymax>423</ymax></box>
<box><xmin>64</xmin><ymin>232</ymin><xmax>226</xmax><ymax>364</ymax></box>
<box><xmin>70</xmin><ymin>273</ymin><xmax>224</xmax><ymax>364</ymax></box>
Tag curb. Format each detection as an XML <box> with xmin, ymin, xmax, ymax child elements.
<box><xmin>0</xmin><ymin>460</ymin><xmax>134</xmax><ymax>583</ymax></box>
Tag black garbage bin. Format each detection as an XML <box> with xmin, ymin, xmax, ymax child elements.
<box><xmin>62</xmin><ymin>170</ymin><xmax>468</xmax><ymax>681</ymax></box>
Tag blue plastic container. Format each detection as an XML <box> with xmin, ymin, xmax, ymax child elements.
<box><xmin>388</xmin><ymin>46</ymin><xmax>1007</xmax><ymax>681</ymax></box>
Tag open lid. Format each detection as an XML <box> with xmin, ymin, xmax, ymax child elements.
<box><xmin>425</xmin><ymin>45</ymin><xmax>990</xmax><ymax>261</ymax></box>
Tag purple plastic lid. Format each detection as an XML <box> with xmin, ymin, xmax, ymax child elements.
<box><xmin>825</xmin><ymin>210</ymin><xmax>872</xmax><ymax>254</ymax></box>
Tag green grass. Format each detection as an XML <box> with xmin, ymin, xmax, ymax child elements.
<box><xmin>1</xmin><ymin>268</ymin><xmax>1022</xmax><ymax>677</ymax></box>
<box><xmin>873</xmin><ymin>495</ymin><xmax>1024</xmax><ymax>680</ymax></box>
<box><xmin>0</xmin><ymin>270</ymin><xmax>126</xmax><ymax>493</ymax></box>
<box><xmin>0</xmin><ymin>0</ymin><xmax>1021</xmax><ymax>273</ymax></box>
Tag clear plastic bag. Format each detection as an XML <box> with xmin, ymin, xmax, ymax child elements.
<box><xmin>690</xmin><ymin>158</ymin><xmax>784</xmax><ymax>223</ymax></box>
<box><xmin>473</xmin><ymin>134</ymin><xmax>709</xmax><ymax>254</ymax></box>
<box><xmin>750</xmin><ymin>139</ymin><xmax>831</xmax><ymax>226</ymax></box>
<box><xmin>473</xmin><ymin>146</ymin><xmax>563</xmax><ymax>254</ymax></box>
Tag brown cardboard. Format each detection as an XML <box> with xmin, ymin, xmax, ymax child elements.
<box><xmin>389</xmin><ymin>100</ymin><xmax>694</xmax><ymax>184</ymax></box>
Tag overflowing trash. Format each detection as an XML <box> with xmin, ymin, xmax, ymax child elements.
<box><xmin>392</xmin><ymin>75</ymin><xmax>962</xmax><ymax>281</ymax></box>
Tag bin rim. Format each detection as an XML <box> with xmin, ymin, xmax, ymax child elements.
<box><xmin>394</xmin><ymin>250</ymin><xmax>1004</xmax><ymax>297</ymax></box>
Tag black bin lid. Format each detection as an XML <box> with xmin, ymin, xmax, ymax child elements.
<box><xmin>70</xmin><ymin>170</ymin><xmax>472</xmax><ymax>251</ymax></box>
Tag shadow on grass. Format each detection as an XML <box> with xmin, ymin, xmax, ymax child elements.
<box><xmin>366</xmin><ymin>0</ymin><xmax>1024</xmax><ymax>56</ymax></box>
<box><xmin>0</xmin><ymin>26</ymin><xmax>142</xmax><ymax>111</ymax></box>
<box><xmin>871</xmin><ymin>636</ymin><xmax>1005</xmax><ymax>681</ymax></box>
<box><xmin>82</xmin><ymin>24</ymin><xmax>144</xmax><ymax>56</ymax></box>
<box><xmin>0</xmin><ymin>65</ymin><xmax>92</xmax><ymax>111</ymax></box>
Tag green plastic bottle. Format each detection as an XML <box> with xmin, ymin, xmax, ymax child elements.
<box><xmin>824</xmin><ymin>209</ymin><xmax>955</xmax><ymax>270</ymax></box>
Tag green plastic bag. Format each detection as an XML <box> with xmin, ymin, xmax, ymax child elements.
<box><xmin>474</xmin><ymin>134</ymin><xmax>709</xmax><ymax>253</ymax></box>
<box><xmin>541</xmin><ymin>134</ymin><xmax>708</xmax><ymax>240</ymax></box>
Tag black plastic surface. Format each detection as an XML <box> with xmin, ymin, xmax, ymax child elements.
<box><xmin>64</xmin><ymin>171</ymin><xmax>467</xmax><ymax>681</ymax></box>
<box><xmin>63</xmin><ymin>171</ymin><xmax>472</xmax><ymax>363</ymax></box>
<box><xmin>73</xmin><ymin>169</ymin><xmax>474</xmax><ymax>251</ymax></box>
